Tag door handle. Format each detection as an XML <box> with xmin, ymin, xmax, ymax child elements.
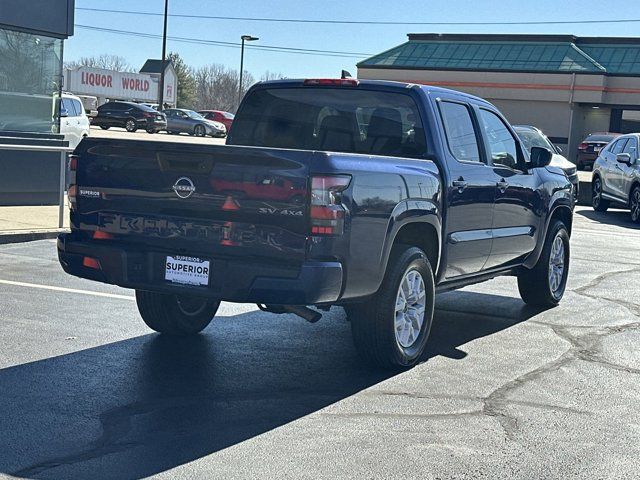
<box><xmin>497</xmin><ymin>179</ymin><xmax>509</xmax><ymax>193</ymax></box>
<box><xmin>452</xmin><ymin>177</ymin><xmax>468</xmax><ymax>192</ymax></box>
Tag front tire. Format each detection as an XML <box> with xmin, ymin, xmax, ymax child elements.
<box><xmin>194</xmin><ymin>124</ymin><xmax>206</xmax><ymax>137</ymax></box>
<box><xmin>135</xmin><ymin>290</ymin><xmax>220</xmax><ymax>335</ymax></box>
<box><xmin>349</xmin><ymin>246</ymin><xmax>435</xmax><ymax>369</ymax></box>
<box><xmin>518</xmin><ymin>220</ymin><xmax>570</xmax><ymax>307</ymax></box>
<box><xmin>630</xmin><ymin>185</ymin><xmax>640</xmax><ymax>223</ymax></box>
<box><xmin>592</xmin><ymin>176</ymin><xmax>609</xmax><ymax>212</ymax></box>
<box><xmin>100</xmin><ymin>125</ymin><xmax>110</xmax><ymax>130</ymax></box>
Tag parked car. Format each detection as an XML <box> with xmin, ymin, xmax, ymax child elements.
<box><xmin>92</xmin><ymin>101</ymin><xmax>167</xmax><ymax>133</ymax></box>
<box><xmin>59</xmin><ymin>79</ymin><xmax>573</xmax><ymax>369</ymax></box>
<box><xmin>59</xmin><ymin>93</ymin><xmax>90</xmax><ymax>149</ymax></box>
<box><xmin>198</xmin><ymin>110</ymin><xmax>234</xmax><ymax>131</ymax></box>
<box><xmin>591</xmin><ymin>133</ymin><xmax>640</xmax><ymax>222</ymax></box>
<box><xmin>514</xmin><ymin>125</ymin><xmax>578</xmax><ymax>199</ymax></box>
<box><xmin>577</xmin><ymin>132</ymin><xmax>620</xmax><ymax>170</ymax></box>
<box><xmin>164</xmin><ymin>108</ymin><xmax>226</xmax><ymax>137</ymax></box>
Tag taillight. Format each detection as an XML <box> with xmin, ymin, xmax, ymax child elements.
<box><xmin>578</xmin><ymin>143</ymin><xmax>588</xmax><ymax>150</ymax></box>
<box><xmin>69</xmin><ymin>155</ymin><xmax>78</xmax><ymax>171</ymax></box>
<box><xmin>68</xmin><ymin>154</ymin><xmax>79</xmax><ymax>211</ymax></box>
<box><xmin>310</xmin><ymin>175</ymin><xmax>351</xmax><ymax>235</ymax></box>
<box><xmin>303</xmin><ymin>78</ymin><xmax>359</xmax><ymax>87</ymax></box>
<box><xmin>93</xmin><ymin>230</ymin><xmax>114</xmax><ymax>240</ymax></box>
<box><xmin>82</xmin><ymin>256</ymin><xmax>101</xmax><ymax>269</ymax></box>
<box><xmin>68</xmin><ymin>185</ymin><xmax>77</xmax><ymax>210</ymax></box>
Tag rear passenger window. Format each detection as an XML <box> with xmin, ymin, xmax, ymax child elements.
<box><xmin>439</xmin><ymin>101</ymin><xmax>481</xmax><ymax>163</ymax></box>
<box><xmin>612</xmin><ymin>139</ymin><xmax>628</xmax><ymax>154</ymax></box>
<box><xmin>72</xmin><ymin>99</ymin><xmax>84</xmax><ymax>117</ymax></box>
<box><xmin>624</xmin><ymin>137</ymin><xmax>638</xmax><ymax>156</ymax></box>
<box><xmin>479</xmin><ymin>109</ymin><xmax>520</xmax><ymax>170</ymax></box>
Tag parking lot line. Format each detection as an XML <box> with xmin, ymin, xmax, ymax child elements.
<box><xmin>0</xmin><ymin>279</ymin><xmax>135</xmax><ymax>301</ymax></box>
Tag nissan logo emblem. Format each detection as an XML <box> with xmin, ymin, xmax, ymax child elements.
<box><xmin>172</xmin><ymin>177</ymin><xmax>196</xmax><ymax>199</ymax></box>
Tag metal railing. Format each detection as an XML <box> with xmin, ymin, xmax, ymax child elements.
<box><xmin>0</xmin><ymin>143</ymin><xmax>74</xmax><ymax>228</ymax></box>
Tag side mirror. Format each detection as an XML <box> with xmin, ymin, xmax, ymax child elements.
<box><xmin>616</xmin><ymin>153</ymin><xmax>632</xmax><ymax>165</ymax></box>
<box><xmin>59</xmin><ymin>108</ymin><xmax>69</xmax><ymax>118</ymax></box>
<box><xmin>529</xmin><ymin>146</ymin><xmax>552</xmax><ymax>168</ymax></box>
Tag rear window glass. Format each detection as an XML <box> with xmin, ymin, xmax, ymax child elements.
<box><xmin>586</xmin><ymin>134</ymin><xmax>617</xmax><ymax>142</ymax></box>
<box><xmin>229</xmin><ymin>87</ymin><xmax>426</xmax><ymax>158</ymax></box>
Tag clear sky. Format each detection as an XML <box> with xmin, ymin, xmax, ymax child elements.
<box><xmin>67</xmin><ymin>0</ymin><xmax>640</xmax><ymax>78</ymax></box>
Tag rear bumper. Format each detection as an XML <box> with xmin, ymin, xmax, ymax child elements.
<box><xmin>142</xmin><ymin>119</ymin><xmax>167</xmax><ymax>129</ymax></box>
<box><xmin>57</xmin><ymin>234</ymin><xmax>343</xmax><ymax>305</ymax></box>
<box><xmin>577</xmin><ymin>153</ymin><xmax>597</xmax><ymax>166</ymax></box>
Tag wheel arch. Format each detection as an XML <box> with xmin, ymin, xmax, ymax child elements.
<box><xmin>628</xmin><ymin>180</ymin><xmax>640</xmax><ymax>207</ymax></box>
<box><xmin>379</xmin><ymin>202</ymin><xmax>442</xmax><ymax>281</ymax></box>
<box><xmin>523</xmin><ymin>201</ymin><xmax>573</xmax><ymax>269</ymax></box>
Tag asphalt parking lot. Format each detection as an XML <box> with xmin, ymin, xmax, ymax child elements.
<box><xmin>89</xmin><ymin>125</ymin><xmax>227</xmax><ymax>145</ymax></box>
<box><xmin>0</xmin><ymin>206</ymin><xmax>639</xmax><ymax>479</ymax></box>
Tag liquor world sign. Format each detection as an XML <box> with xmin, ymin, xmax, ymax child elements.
<box><xmin>64</xmin><ymin>66</ymin><xmax>176</xmax><ymax>103</ymax></box>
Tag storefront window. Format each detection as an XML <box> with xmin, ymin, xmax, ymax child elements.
<box><xmin>0</xmin><ymin>28</ymin><xmax>63</xmax><ymax>134</ymax></box>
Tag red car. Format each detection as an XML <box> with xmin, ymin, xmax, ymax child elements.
<box><xmin>198</xmin><ymin>110</ymin><xmax>235</xmax><ymax>131</ymax></box>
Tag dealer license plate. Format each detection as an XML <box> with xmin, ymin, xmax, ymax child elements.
<box><xmin>165</xmin><ymin>255</ymin><xmax>210</xmax><ymax>286</ymax></box>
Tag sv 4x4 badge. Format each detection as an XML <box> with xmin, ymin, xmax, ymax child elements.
<box><xmin>258</xmin><ymin>206</ymin><xmax>304</xmax><ymax>216</ymax></box>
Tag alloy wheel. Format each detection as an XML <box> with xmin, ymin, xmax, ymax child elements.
<box><xmin>593</xmin><ymin>178</ymin><xmax>602</xmax><ymax>209</ymax></box>
<box><xmin>394</xmin><ymin>269</ymin><xmax>426</xmax><ymax>349</ymax></box>
<box><xmin>631</xmin><ymin>188</ymin><xmax>640</xmax><ymax>222</ymax></box>
<box><xmin>548</xmin><ymin>234</ymin><xmax>566</xmax><ymax>299</ymax></box>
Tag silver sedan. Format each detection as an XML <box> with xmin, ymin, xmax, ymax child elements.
<box><xmin>163</xmin><ymin>108</ymin><xmax>227</xmax><ymax>137</ymax></box>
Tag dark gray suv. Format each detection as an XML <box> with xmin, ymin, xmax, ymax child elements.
<box><xmin>592</xmin><ymin>133</ymin><xmax>640</xmax><ymax>222</ymax></box>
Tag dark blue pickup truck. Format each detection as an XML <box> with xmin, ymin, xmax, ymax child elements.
<box><xmin>58</xmin><ymin>79</ymin><xmax>574</xmax><ymax>368</ymax></box>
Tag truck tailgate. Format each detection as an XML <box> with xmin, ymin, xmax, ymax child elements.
<box><xmin>73</xmin><ymin>139</ymin><xmax>312</xmax><ymax>262</ymax></box>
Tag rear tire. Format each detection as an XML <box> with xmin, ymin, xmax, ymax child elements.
<box><xmin>592</xmin><ymin>176</ymin><xmax>609</xmax><ymax>212</ymax></box>
<box><xmin>630</xmin><ymin>185</ymin><xmax>640</xmax><ymax>223</ymax></box>
<box><xmin>349</xmin><ymin>245</ymin><xmax>435</xmax><ymax>369</ymax></box>
<box><xmin>135</xmin><ymin>290</ymin><xmax>220</xmax><ymax>335</ymax></box>
<box><xmin>100</xmin><ymin>126</ymin><xmax>110</xmax><ymax>130</ymax></box>
<box><xmin>125</xmin><ymin>118</ymin><xmax>137</xmax><ymax>132</ymax></box>
<box><xmin>517</xmin><ymin>220</ymin><xmax>570</xmax><ymax>308</ymax></box>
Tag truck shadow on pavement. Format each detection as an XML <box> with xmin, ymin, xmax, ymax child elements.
<box><xmin>0</xmin><ymin>291</ymin><xmax>540</xmax><ymax>479</ymax></box>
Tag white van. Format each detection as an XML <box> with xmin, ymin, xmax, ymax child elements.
<box><xmin>60</xmin><ymin>93</ymin><xmax>90</xmax><ymax>149</ymax></box>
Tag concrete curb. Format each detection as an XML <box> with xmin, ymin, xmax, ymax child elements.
<box><xmin>0</xmin><ymin>229</ymin><xmax>68</xmax><ymax>245</ymax></box>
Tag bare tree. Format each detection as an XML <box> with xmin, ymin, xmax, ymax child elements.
<box><xmin>64</xmin><ymin>54</ymin><xmax>135</xmax><ymax>72</ymax></box>
<box><xmin>193</xmin><ymin>64</ymin><xmax>255</xmax><ymax>113</ymax></box>
<box><xmin>260</xmin><ymin>71</ymin><xmax>286</xmax><ymax>81</ymax></box>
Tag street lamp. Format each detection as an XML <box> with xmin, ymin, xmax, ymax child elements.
<box><xmin>238</xmin><ymin>35</ymin><xmax>259</xmax><ymax>108</ymax></box>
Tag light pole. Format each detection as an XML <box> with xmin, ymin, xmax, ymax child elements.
<box><xmin>158</xmin><ymin>0</ymin><xmax>169</xmax><ymax>108</ymax></box>
<box><xmin>238</xmin><ymin>35</ymin><xmax>258</xmax><ymax>108</ymax></box>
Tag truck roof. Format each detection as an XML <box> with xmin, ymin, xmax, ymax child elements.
<box><xmin>254</xmin><ymin>78</ymin><xmax>493</xmax><ymax>107</ymax></box>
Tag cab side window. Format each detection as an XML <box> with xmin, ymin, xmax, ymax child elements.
<box><xmin>439</xmin><ymin>101</ymin><xmax>482</xmax><ymax>163</ymax></box>
<box><xmin>62</xmin><ymin>98</ymin><xmax>77</xmax><ymax>117</ymax></box>
<box><xmin>479</xmin><ymin>109</ymin><xmax>520</xmax><ymax>170</ymax></box>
